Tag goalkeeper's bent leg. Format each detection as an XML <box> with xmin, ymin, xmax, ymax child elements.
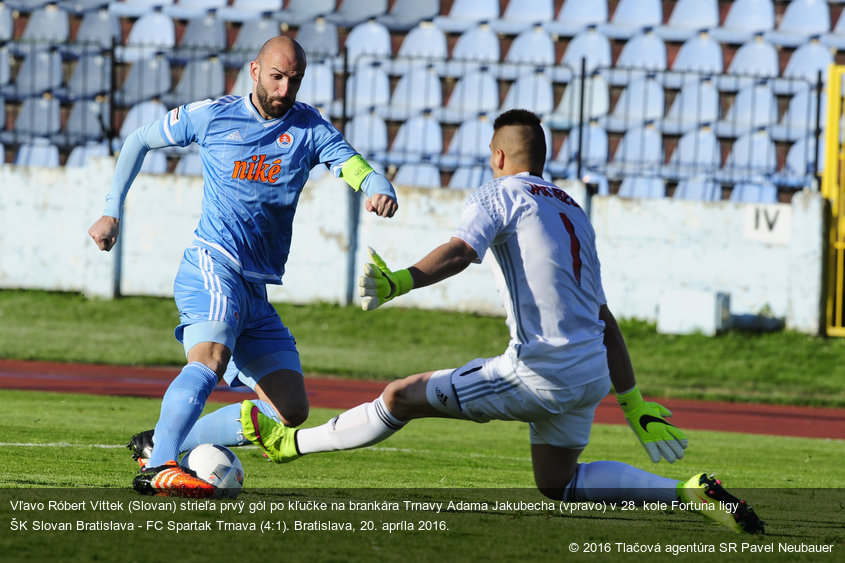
<box><xmin>563</xmin><ymin>461</ymin><xmax>680</xmax><ymax>503</ymax></box>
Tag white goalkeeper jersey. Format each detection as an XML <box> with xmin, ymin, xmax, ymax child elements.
<box><xmin>452</xmin><ymin>172</ymin><xmax>609</xmax><ymax>388</ymax></box>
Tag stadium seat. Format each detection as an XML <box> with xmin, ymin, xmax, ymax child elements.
<box><xmin>272</xmin><ymin>0</ymin><xmax>335</xmax><ymax>27</ymax></box>
<box><xmin>605</xmin><ymin>31</ymin><xmax>666</xmax><ymax>86</ymax></box>
<box><xmin>295</xmin><ymin>17</ymin><xmax>339</xmax><ymax>59</ymax></box>
<box><xmin>710</xmin><ymin>0</ymin><xmax>775</xmax><ymax>45</ymax></box>
<box><xmin>771</xmin><ymin>87</ymin><xmax>823</xmax><ymax>142</ymax></box>
<box><xmin>0</xmin><ymin>5</ymin><xmax>11</xmax><ymax>42</ymax></box>
<box><xmin>393</xmin><ymin>162</ymin><xmax>442</xmax><ymax>188</ymax></box>
<box><xmin>496</xmin><ymin>26</ymin><xmax>556</xmax><ymax>81</ymax></box>
<box><xmin>295</xmin><ymin>60</ymin><xmax>334</xmax><ymax>112</ymax></box>
<box><xmin>174</xmin><ymin>150</ymin><xmax>203</xmax><ymax>176</ymax></box>
<box><xmin>772</xmin><ymin>40</ymin><xmax>833</xmax><ymax>95</ymax></box>
<box><xmin>618</xmin><ymin>176</ymin><xmax>666</xmax><ymax>199</ymax></box>
<box><xmin>729</xmin><ymin>181</ymin><xmax>778</xmax><ymax>203</ymax></box>
<box><xmin>115</xmin><ymin>11</ymin><xmax>176</xmax><ymax>63</ymax></box>
<box><xmin>821</xmin><ymin>9</ymin><xmax>845</xmax><ymax>50</ymax></box>
<box><xmin>376</xmin><ymin>0</ymin><xmax>439</xmax><ymax>31</ymax></box>
<box><xmin>434</xmin><ymin>0</ymin><xmax>499</xmax><ymax>34</ymax></box>
<box><xmin>138</xmin><ymin>149</ymin><xmax>168</xmax><ymax>174</ymax></box>
<box><xmin>387</xmin><ymin>21</ymin><xmax>447</xmax><ymax>75</ymax></box>
<box><xmin>437</xmin><ymin>24</ymin><xmax>500</xmax><ymax>77</ymax></box>
<box><xmin>543</xmin><ymin>0</ymin><xmax>607</xmax><ymax>38</ymax></box>
<box><xmin>0</xmin><ymin>47</ymin><xmax>8</xmax><ymax>88</ymax></box>
<box><xmin>715</xmin><ymin>82</ymin><xmax>777</xmax><ymax>138</ymax></box>
<box><xmin>230</xmin><ymin>62</ymin><xmax>252</xmax><ymax>97</ymax></box>
<box><xmin>717</xmin><ymin>37</ymin><xmax>778</xmax><ymax>92</ymax></box>
<box><xmin>8</xmin><ymin>3</ymin><xmax>69</xmax><ymax>55</ymax></box>
<box><xmin>716</xmin><ymin>130</ymin><xmax>777</xmax><ymax>184</ymax></box>
<box><xmin>330</xmin><ymin>62</ymin><xmax>390</xmax><ymax>117</ymax></box>
<box><xmin>662</xmin><ymin>33</ymin><xmax>723</xmax><ymax>90</ymax></box>
<box><xmin>598</xmin><ymin>0</ymin><xmax>661</xmax><ymax>40</ymax></box>
<box><xmin>378</xmin><ymin>66</ymin><xmax>442</xmax><ymax>122</ymax></box>
<box><xmin>764</xmin><ymin>0</ymin><xmax>829</xmax><ymax>48</ymax></box>
<box><xmin>55</xmin><ymin>53</ymin><xmax>112</xmax><ymax>102</ymax></box>
<box><xmin>168</xmin><ymin>13</ymin><xmax>227</xmax><ymax>65</ymax></box>
<box><xmin>432</xmin><ymin>69</ymin><xmax>499</xmax><ymax>124</ymax></box>
<box><xmin>109</xmin><ymin>0</ymin><xmax>174</xmax><ymax>18</ymax></box>
<box><xmin>673</xmin><ymin>178</ymin><xmax>722</xmax><ymax>201</ymax></box>
<box><xmin>601</xmin><ymin>77</ymin><xmax>665</xmax><ymax>133</ymax></box>
<box><xmin>4</xmin><ymin>0</ymin><xmax>54</xmax><ymax>11</ymax></box>
<box><xmin>220</xmin><ymin>17</ymin><xmax>280</xmax><ymax>68</ymax></box>
<box><xmin>344</xmin><ymin>112</ymin><xmax>389</xmax><ymax>165</ymax></box>
<box><xmin>61</xmin><ymin>7</ymin><xmax>119</xmax><ymax>58</ymax></box>
<box><xmin>114</xmin><ymin>54</ymin><xmax>172</xmax><ymax>107</ymax></box>
<box><xmin>163</xmin><ymin>0</ymin><xmax>227</xmax><ymax>20</ymax></box>
<box><xmin>773</xmin><ymin>134</ymin><xmax>823</xmax><ymax>188</ymax></box>
<box><xmin>661</xmin><ymin>79</ymin><xmax>720</xmax><ymax>136</ymax></box>
<box><xmin>663</xmin><ymin>127</ymin><xmax>721</xmax><ymax>181</ymax></box>
<box><xmin>325</xmin><ymin>0</ymin><xmax>387</xmax><ymax>28</ymax></box>
<box><xmin>14</xmin><ymin>137</ymin><xmax>60</xmax><ymax>168</ymax></box>
<box><xmin>0</xmin><ymin>96</ymin><xmax>61</xmax><ymax>145</ymax></box>
<box><xmin>0</xmin><ymin>48</ymin><xmax>63</xmax><ymax>101</ymax></box>
<box><xmin>553</xmin><ymin>28</ymin><xmax>612</xmax><ymax>83</ymax></box>
<box><xmin>162</xmin><ymin>57</ymin><xmax>225</xmax><ymax>108</ymax></box>
<box><xmin>449</xmin><ymin>165</ymin><xmax>493</xmax><ymax>189</ymax></box>
<box><xmin>337</xmin><ymin>20</ymin><xmax>392</xmax><ymax>71</ymax></box>
<box><xmin>113</xmin><ymin>99</ymin><xmax>168</xmax><ymax>150</ymax></box>
<box><xmin>605</xmin><ymin>124</ymin><xmax>664</xmax><ymax>178</ymax></box>
<box><xmin>0</xmin><ymin>142</ymin><xmax>4</xmax><ymax>164</ymax></box>
<box><xmin>546</xmin><ymin>73</ymin><xmax>610</xmax><ymax>131</ymax></box>
<box><xmin>65</xmin><ymin>140</ymin><xmax>110</xmax><ymax>168</ymax></box>
<box><xmin>384</xmin><ymin>114</ymin><xmax>443</xmax><ymax>166</ymax></box>
<box><xmin>57</xmin><ymin>0</ymin><xmax>112</xmax><ymax>14</ymax></box>
<box><xmin>217</xmin><ymin>0</ymin><xmax>282</xmax><ymax>22</ymax></box>
<box><xmin>438</xmin><ymin>115</ymin><xmax>494</xmax><ymax>170</ymax></box>
<box><xmin>655</xmin><ymin>0</ymin><xmax>719</xmax><ymax>42</ymax></box>
<box><xmin>546</xmin><ymin>122</ymin><xmax>608</xmax><ymax>179</ymax></box>
<box><xmin>54</xmin><ymin>99</ymin><xmax>110</xmax><ymax>147</ymax></box>
<box><xmin>489</xmin><ymin>0</ymin><xmax>553</xmax><ymax>36</ymax></box>
<box><xmin>499</xmin><ymin>70</ymin><xmax>554</xmax><ymax>118</ymax></box>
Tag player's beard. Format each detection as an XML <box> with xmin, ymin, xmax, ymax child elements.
<box><xmin>255</xmin><ymin>79</ymin><xmax>293</xmax><ymax>119</ymax></box>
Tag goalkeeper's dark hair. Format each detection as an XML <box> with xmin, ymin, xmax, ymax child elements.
<box><xmin>493</xmin><ymin>109</ymin><xmax>546</xmax><ymax>172</ymax></box>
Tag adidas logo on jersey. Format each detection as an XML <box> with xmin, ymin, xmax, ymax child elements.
<box><xmin>225</xmin><ymin>130</ymin><xmax>244</xmax><ymax>142</ymax></box>
<box><xmin>232</xmin><ymin>154</ymin><xmax>283</xmax><ymax>183</ymax></box>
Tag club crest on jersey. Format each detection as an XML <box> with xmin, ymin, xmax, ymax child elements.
<box><xmin>276</xmin><ymin>131</ymin><xmax>294</xmax><ymax>150</ymax></box>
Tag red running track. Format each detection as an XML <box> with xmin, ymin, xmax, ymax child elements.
<box><xmin>1</xmin><ymin>359</ymin><xmax>843</xmax><ymax>440</ymax></box>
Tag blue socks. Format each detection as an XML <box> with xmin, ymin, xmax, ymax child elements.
<box><xmin>147</xmin><ymin>362</ymin><xmax>219</xmax><ymax>467</ymax></box>
<box><xmin>178</xmin><ymin>399</ymin><xmax>280</xmax><ymax>454</ymax></box>
<box><xmin>564</xmin><ymin>461</ymin><xmax>680</xmax><ymax>503</ymax></box>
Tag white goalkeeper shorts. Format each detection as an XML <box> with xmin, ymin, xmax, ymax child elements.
<box><xmin>425</xmin><ymin>353</ymin><xmax>611</xmax><ymax>449</ymax></box>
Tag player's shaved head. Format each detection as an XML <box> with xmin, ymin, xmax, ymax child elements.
<box><xmin>257</xmin><ymin>35</ymin><xmax>307</xmax><ymax>68</ymax></box>
<box><xmin>490</xmin><ymin>109</ymin><xmax>546</xmax><ymax>177</ymax></box>
<box><xmin>251</xmin><ymin>36</ymin><xmax>307</xmax><ymax>119</ymax></box>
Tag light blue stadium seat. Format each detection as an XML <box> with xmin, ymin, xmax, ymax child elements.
<box><xmin>220</xmin><ymin>17</ymin><xmax>279</xmax><ymax>68</ymax></box>
<box><xmin>821</xmin><ymin>9</ymin><xmax>845</xmax><ymax>50</ymax></box>
<box><xmin>163</xmin><ymin>0</ymin><xmax>226</xmax><ymax>20</ymax></box>
<box><xmin>662</xmin><ymin>33</ymin><xmax>723</xmax><ymax>90</ymax></box>
<box><xmin>673</xmin><ymin>178</ymin><xmax>722</xmax><ymax>201</ymax></box>
<box><xmin>162</xmin><ymin>57</ymin><xmax>225</xmax><ymax>108</ymax></box>
<box><xmin>438</xmin><ymin>116</ymin><xmax>494</xmax><ymax>170</ymax></box>
<box><xmin>113</xmin><ymin>99</ymin><xmax>168</xmax><ymax>151</ymax></box>
<box><xmin>66</xmin><ymin>140</ymin><xmax>110</xmax><ymax>168</ymax></box>
<box><xmin>553</xmin><ymin>28</ymin><xmax>612</xmax><ymax>83</ymax></box>
<box><xmin>345</xmin><ymin>112</ymin><xmax>389</xmax><ymax>165</ymax></box>
<box><xmin>377</xmin><ymin>0</ymin><xmax>439</xmax><ymax>31</ymax></box>
<box><xmin>139</xmin><ymin>149</ymin><xmax>168</xmax><ymax>174</ymax></box>
<box><xmin>0</xmin><ymin>96</ymin><xmax>61</xmax><ymax>145</ymax></box>
<box><xmin>15</xmin><ymin>137</ymin><xmax>60</xmax><ymax>168</ymax></box>
<box><xmin>489</xmin><ymin>0</ymin><xmax>553</xmax><ymax>36</ymax></box>
<box><xmin>61</xmin><ymin>7</ymin><xmax>119</xmax><ymax>58</ymax></box>
<box><xmin>272</xmin><ymin>0</ymin><xmax>334</xmax><ymax>27</ymax></box>
<box><xmin>546</xmin><ymin>73</ymin><xmax>609</xmax><ymax>131</ymax></box>
<box><xmin>605</xmin><ymin>124</ymin><xmax>664</xmax><ymax>179</ymax></box>
<box><xmin>599</xmin><ymin>0</ymin><xmax>661</xmax><ymax>40</ymax></box>
<box><xmin>331</xmin><ymin>62</ymin><xmax>390</xmax><ymax>117</ymax></box>
<box><xmin>618</xmin><ymin>176</ymin><xmax>666</xmax><ymax>199</ymax></box>
<box><xmin>229</xmin><ymin>62</ymin><xmax>251</xmax><ymax>97</ymax></box>
<box><xmin>773</xmin><ymin>134</ymin><xmax>823</xmax><ymax>188</ymax></box>
<box><xmin>715</xmin><ymin>83</ymin><xmax>777</xmax><ymax>138</ymax></box>
<box><xmin>0</xmin><ymin>4</ymin><xmax>12</xmax><ymax>42</ymax></box>
<box><xmin>0</xmin><ymin>142</ymin><xmax>4</xmax><ymax>164</ymax></box>
<box><xmin>543</xmin><ymin>0</ymin><xmax>607</xmax><ymax>38</ymax></box>
<box><xmin>0</xmin><ymin>46</ymin><xmax>12</xmax><ymax>88</ymax></box>
<box><xmin>717</xmin><ymin>37</ymin><xmax>778</xmax><ymax>92</ymax></box>
<box><xmin>385</xmin><ymin>114</ymin><xmax>443</xmax><ymax>166</ymax></box>
<box><xmin>546</xmin><ymin>122</ymin><xmax>608</xmax><ymax>179</ymax></box>
<box><xmin>710</xmin><ymin>0</ymin><xmax>774</xmax><ymax>45</ymax></box>
<box><xmin>432</xmin><ymin>69</ymin><xmax>498</xmax><ymax>124</ymax></box>
<box><xmin>325</xmin><ymin>0</ymin><xmax>387</xmax><ymax>28</ymax></box>
<box><xmin>729</xmin><ymin>181</ymin><xmax>778</xmax><ymax>203</ymax></box>
<box><xmin>655</xmin><ymin>0</ymin><xmax>719</xmax><ymax>42</ymax></box>
<box><xmin>662</xmin><ymin>79</ymin><xmax>720</xmax><ymax>136</ymax></box>
<box><xmin>8</xmin><ymin>3</ymin><xmax>69</xmax><ymax>55</ymax></box>
<box><xmin>772</xmin><ymin>40</ymin><xmax>833</xmax><ymax>95</ymax></box>
<box><xmin>295</xmin><ymin>17</ymin><xmax>339</xmax><ymax>59</ymax></box>
<box><xmin>217</xmin><ymin>0</ymin><xmax>281</xmax><ymax>22</ymax></box>
<box><xmin>500</xmin><ymin>70</ymin><xmax>554</xmax><ymax>118</ymax></box>
<box><xmin>337</xmin><ymin>20</ymin><xmax>392</xmax><ymax>71</ymax></box>
<box><xmin>4</xmin><ymin>0</ymin><xmax>54</xmax><ymax>11</ymax></box>
<box><xmin>606</xmin><ymin>31</ymin><xmax>666</xmax><ymax>86</ymax></box>
<box><xmin>54</xmin><ymin>99</ymin><xmax>110</xmax><ymax>147</ymax></box>
<box><xmin>55</xmin><ymin>53</ymin><xmax>112</xmax><ymax>102</ymax></box>
<box><xmin>393</xmin><ymin>162</ymin><xmax>442</xmax><ymax>188</ymax></box>
<box><xmin>387</xmin><ymin>21</ymin><xmax>447</xmax><ymax>75</ymax></box>
<box><xmin>175</xmin><ymin>150</ymin><xmax>203</xmax><ymax>176</ymax></box>
<box><xmin>449</xmin><ymin>165</ymin><xmax>493</xmax><ymax>189</ymax></box>
<box><xmin>771</xmin><ymin>87</ymin><xmax>823</xmax><ymax>142</ymax></box>
<box><xmin>495</xmin><ymin>26</ymin><xmax>555</xmax><ymax>80</ymax></box>
<box><xmin>295</xmin><ymin>60</ymin><xmax>334</xmax><ymax>112</ymax></box>
<box><xmin>115</xmin><ymin>11</ymin><xmax>175</xmax><ymax>63</ymax></box>
<box><xmin>0</xmin><ymin>48</ymin><xmax>63</xmax><ymax>101</ymax></box>
<box><xmin>437</xmin><ymin>24</ymin><xmax>500</xmax><ymax>77</ymax></box>
<box><xmin>601</xmin><ymin>77</ymin><xmax>664</xmax><ymax>133</ymax></box>
<box><xmin>434</xmin><ymin>0</ymin><xmax>499</xmax><ymax>34</ymax></box>
<box><xmin>114</xmin><ymin>54</ymin><xmax>172</xmax><ymax>107</ymax></box>
<box><xmin>110</xmin><ymin>0</ymin><xmax>174</xmax><ymax>18</ymax></box>
<box><xmin>168</xmin><ymin>13</ymin><xmax>226</xmax><ymax>64</ymax></box>
<box><xmin>764</xmin><ymin>0</ymin><xmax>829</xmax><ymax>48</ymax></box>
<box><xmin>57</xmin><ymin>1</ymin><xmax>113</xmax><ymax>14</ymax></box>
<box><xmin>664</xmin><ymin>127</ymin><xmax>721</xmax><ymax>181</ymax></box>
<box><xmin>378</xmin><ymin>66</ymin><xmax>442</xmax><ymax>121</ymax></box>
<box><xmin>716</xmin><ymin>130</ymin><xmax>777</xmax><ymax>184</ymax></box>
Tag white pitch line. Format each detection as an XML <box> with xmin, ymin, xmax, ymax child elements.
<box><xmin>0</xmin><ymin>442</ymin><xmax>124</xmax><ymax>448</ymax></box>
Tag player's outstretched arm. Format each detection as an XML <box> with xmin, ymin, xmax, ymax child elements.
<box><xmin>600</xmin><ymin>304</ymin><xmax>688</xmax><ymax>463</ymax></box>
<box><xmin>88</xmin><ymin>215</ymin><xmax>120</xmax><ymax>252</ymax></box>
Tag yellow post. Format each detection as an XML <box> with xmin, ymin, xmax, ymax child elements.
<box><xmin>822</xmin><ymin>64</ymin><xmax>845</xmax><ymax>336</ymax></box>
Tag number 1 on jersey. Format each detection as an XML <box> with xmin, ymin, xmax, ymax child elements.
<box><xmin>559</xmin><ymin>212</ymin><xmax>582</xmax><ymax>286</ymax></box>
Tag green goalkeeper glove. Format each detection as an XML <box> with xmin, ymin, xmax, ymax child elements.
<box><xmin>358</xmin><ymin>246</ymin><xmax>414</xmax><ymax>311</ymax></box>
<box><xmin>617</xmin><ymin>385</ymin><xmax>688</xmax><ymax>463</ymax></box>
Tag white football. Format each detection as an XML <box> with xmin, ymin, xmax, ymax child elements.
<box><xmin>179</xmin><ymin>444</ymin><xmax>244</xmax><ymax>498</ymax></box>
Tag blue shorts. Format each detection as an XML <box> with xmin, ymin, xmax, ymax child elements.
<box><xmin>173</xmin><ymin>245</ymin><xmax>302</xmax><ymax>389</ymax></box>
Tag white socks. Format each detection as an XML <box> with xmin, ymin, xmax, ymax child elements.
<box><xmin>564</xmin><ymin>461</ymin><xmax>680</xmax><ymax>503</ymax></box>
<box><xmin>296</xmin><ymin>396</ymin><xmax>406</xmax><ymax>455</ymax></box>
